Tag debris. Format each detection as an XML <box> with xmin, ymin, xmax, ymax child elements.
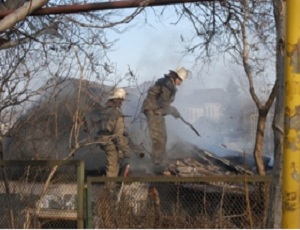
<box><xmin>162</xmin><ymin>149</ymin><xmax>256</xmax><ymax>193</ymax></box>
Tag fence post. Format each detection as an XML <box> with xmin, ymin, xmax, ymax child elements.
<box><xmin>86</xmin><ymin>177</ymin><xmax>93</xmax><ymax>229</ymax></box>
<box><xmin>77</xmin><ymin>160</ymin><xmax>85</xmax><ymax>229</ymax></box>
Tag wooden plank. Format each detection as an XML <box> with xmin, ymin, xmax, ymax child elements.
<box><xmin>26</xmin><ymin>208</ymin><xmax>77</xmax><ymax>220</ymax></box>
<box><xmin>0</xmin><ymin>181</ymin><xmax>77</xmax><ymax>195</ymax></box>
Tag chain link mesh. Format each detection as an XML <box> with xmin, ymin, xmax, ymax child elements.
<box><xmin>88</xmin><ymin>177</ymin><xmax>270</xmax><ymax>229</ymax></box>
<box><xmin>0</xmin><ymin>161</ymin><xmax>81</xmax><ymax>229</ymax></box>
<box><xmin>0</xmin><ymin>162</ymin><xmax>271</xmax><ymax>229</ymax></box>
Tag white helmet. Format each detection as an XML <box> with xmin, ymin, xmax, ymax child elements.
<box><xmin>176</xmin><ymin>67</ymin><xmax>188</xmax><ymax>81</ymax></box>
<box><xmin>108</xmin><ymin>88</ymin><xmax>126</xmax><ymax>100</ymax></box>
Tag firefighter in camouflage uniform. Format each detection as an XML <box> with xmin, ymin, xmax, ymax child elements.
<box><xmin>84</xmin><ymin>88</ymin><xmax>129</xmax><ymax>178</ymax></box>
<box><xmin>142</xmin><ymin>67</ymin><xmax>188</xmax><ymax>173</ymax></box>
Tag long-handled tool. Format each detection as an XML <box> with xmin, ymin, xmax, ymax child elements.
<box><xmin>117</xmin><ymin>164</ymin><xmax>130</xmax><ymax>203</ymax></box>
<box><xmin>179</xmin><ymin>116</ymin><xmax>201</xmax><ymax>137</ymax></box>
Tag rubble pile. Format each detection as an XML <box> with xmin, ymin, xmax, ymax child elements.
<box><xmin>164</xmin><ymin>158</ymin><xmax>233</xmax><ymax>177</ymax></box>
<box><xmin>164</xmin><ymin>151</ymin><xmax>254</xmax><ymax>177</ymax></box>
<box><xmin>161</xmin><ymin>148</ymin><xmax>257</xmax><ymax>193</ymax></box>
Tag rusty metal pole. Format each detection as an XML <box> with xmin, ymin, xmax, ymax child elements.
<box><xmin>282</xmin><ymin>0</ymin><xmax>300</xmax><ymax>228</ymax></box>
<box><xmin>0</xmin><ymin>0</ymin><xmax>214</xmax><ymax>18</ymax></box>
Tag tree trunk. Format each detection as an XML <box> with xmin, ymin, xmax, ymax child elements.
<box><xmin>266</xmin><ymin>0</ymin><xmax>286</xmax><ymax>228</ymax></box>
<box><xmin>0</xmin><ymin>0</ymin><xmax>49</xmax><ymax>32</ymax></box>
<box><xmin>253</xmin><ymin>113</ymin><xmax>267</xmax><ymax>175</ymax></box>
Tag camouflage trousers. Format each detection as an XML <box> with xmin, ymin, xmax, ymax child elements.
<box><xmin>100</xmin><ymin>142</ymin><xmax>120</xmax><ymax>178</ymax></box>
<box><xmin>145</xmin><ymin>113</ymin><xmax>167</xmax><ymax>165</ymax></box>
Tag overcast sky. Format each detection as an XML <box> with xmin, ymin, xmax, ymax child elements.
<box><xmin>106</xmin><ymin>6</ymin><xmax>231</xmax><ymax>90</ymax></box>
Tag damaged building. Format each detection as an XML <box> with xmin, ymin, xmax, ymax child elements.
<box><xmin>2</xmin><ymin>77</ymin><xmax>272</xmax><ymax>175</ymax></box>
<box><xmin>0</xmin><ymin>78</ymin><xmax>272</xmax><ymax>228</ymax></box>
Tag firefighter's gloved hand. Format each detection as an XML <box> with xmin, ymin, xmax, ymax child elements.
<box><xmin>118</xmin><ymin>150</ymin><xmax>130</xmax><ymax>159</ymax></box>
<box><xmin>168</xmin><ymin>106</ymin><xmax>181</xmax><ymax>119</ymax></box>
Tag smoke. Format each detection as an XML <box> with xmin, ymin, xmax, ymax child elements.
<box><xmin>2</xmin><ymin>78</ymin><xmax>158</xmax><ymax>175</ymax></box>
<box><xmin>3</xmin><ymin>76</ymin><xmax>273</xmax><ymax>177</ymax></box>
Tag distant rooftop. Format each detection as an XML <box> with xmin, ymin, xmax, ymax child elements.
<box><xmin>177</xmin><ymin>88</ymin><xmax>226</xmax><ymax>106</ymax></box>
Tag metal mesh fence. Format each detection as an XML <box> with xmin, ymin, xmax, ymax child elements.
<box><xmin>87</xmin><ymin>176</ymin><xmax>271</xmax><ymax>229</ymax></box>
<box><xmin>0</xmin><ymin>160</ymin><xmax>84</xmax><ymax>229</ymax></box>
<box><xmin>0</xmin><ymin>161</ymin><xmax>272</xmax><ymax>229</ymax></box>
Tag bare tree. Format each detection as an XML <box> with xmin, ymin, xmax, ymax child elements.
<box><xmin>0</xmin><ymin>0</ymin><xmax>48</xmax><ymax>32</ymax></box>
<box><xmin>0</xmin><ymin>0</ymin><xmax>147</xmax><ymax>146</ymax></box>
<box><xmin>0</xmin><ymin>2</ymin><xmax>149</xmax><ymax>227</ymax></box>
<box><xmin>171</xmin><ymin>0</ymin><xmax>285</xmax><ymax>225</ymax></box>
<box><xmin>175</xmin><ymin>0</ymin><xmax>276</xmax><ymax>175</ymax></box>
<box><xmin>266</xmin><ymin>0</ymin><xmax>286</xmax><ymax>228</ymax></box>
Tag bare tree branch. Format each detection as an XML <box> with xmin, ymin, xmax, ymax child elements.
<box><xmin>0</xmin><ymin>0</ymin><xmax>48</xmax><ymax>33</ymax></box>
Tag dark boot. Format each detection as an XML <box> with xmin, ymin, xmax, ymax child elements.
<box><xmin>153</xmin><ymin>164</ymin><xmax>165</xmax><ymax>175</ymax></box>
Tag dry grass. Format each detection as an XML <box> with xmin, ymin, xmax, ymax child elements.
<box><xmin>93</xmin><ymin>184</ymin><xmax>267</xmax><ymax>229</ymax></box>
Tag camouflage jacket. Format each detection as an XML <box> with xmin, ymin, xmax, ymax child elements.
<box><xmin>142</xmin><ymin>75</ymin><xmax>177</xmax><ymax>115</ymax></box>
<box><xmin>84</xmin><ymin>105</ymin><xmax>129</xmax><ymax>153</ymax></box>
